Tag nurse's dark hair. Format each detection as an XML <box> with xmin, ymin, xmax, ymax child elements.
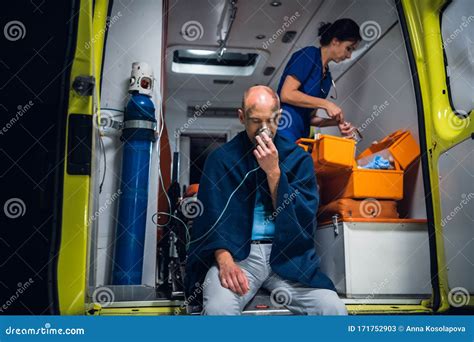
<box><xmin>318</xmin><ymin>18</ymin><xmax>362</xmax><ymax>46</ymax></box>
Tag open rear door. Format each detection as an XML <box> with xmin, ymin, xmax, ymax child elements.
<box><xmin>57</xmin><ymin>0</ymin><xmax>110</xmax><ymax>315</ymax></box>
<box><xmin>399</xmin><ymin>0</ymin><xmax>473</xmax><ymax>312</ymax></box>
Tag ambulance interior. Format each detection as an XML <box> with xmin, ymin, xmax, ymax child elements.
<box><xmin>87</xmin><ymin>0</ymin><xmax>473</xmax><ymax>314</ymax></box>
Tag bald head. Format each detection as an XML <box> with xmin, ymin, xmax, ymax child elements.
<box><xmin>238</xmin><ymin>85</ymin><xmax>282</xmax><ymax>144</ymax></box>
<box><xmin>241</xmin><ymin>85</ymin><xmax>280</xmax><ymax>116</ymax></box>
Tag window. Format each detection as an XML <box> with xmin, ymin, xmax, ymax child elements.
<box><xmin>441</xmin><ymin>0</ymin><xmax>474</xmax><ymax>115</ymax></box>
<box><xmin>171</xmin><ymin>49</ymin><xmax>259</xmax><ymax>76</ymax></box>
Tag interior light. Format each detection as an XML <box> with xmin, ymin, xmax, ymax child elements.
<box><xmin>187</xmin><ymin>49</ymin><xmax>215</xmax><ymax>56</ymax></box>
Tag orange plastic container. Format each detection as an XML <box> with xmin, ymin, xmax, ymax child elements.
<box><xmin>298</xmin><ymin>130</ymin><xmax>420</xmax><ymax>204</ymax></box>
<box><xmin>297</xmin><ymin>134</ymin><xmax>356</xmax><ymax>174</ymax></box>
<box><xmin>318</xmin><ymin>167</ymin><xmax>404</xmax><ymax>204</ymax></box>
<box><xmin>357</xmin><ymin>130</ymin><xmax>420</xmax><ymax>170</ymax></box>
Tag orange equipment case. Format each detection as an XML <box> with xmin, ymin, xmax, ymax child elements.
<box><xmin>298</xmin><ymin>130</ymin><xmax>420</xmax><ymax>204</ymax></box>
<box><xmin>317</xmin><ymin>198</ymin><xmax>399</xmax><ymax>223</ymax></box>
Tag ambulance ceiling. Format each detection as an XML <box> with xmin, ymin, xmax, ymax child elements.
<box><xmin>165</xmin><ymin>0</ymin><xmax>399</xmax><ymax>105</ymax></box>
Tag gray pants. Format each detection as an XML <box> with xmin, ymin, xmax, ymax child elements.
<box><xmin>202</xmin><ymin>243</ymin><xmax>347</xmax><ymax>315</ymax></box>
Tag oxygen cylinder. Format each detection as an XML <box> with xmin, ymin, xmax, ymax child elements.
<box><xmin>112</xmin><ymin>62</ymin><xmax>156</xmax><ymax>285</ymax></box>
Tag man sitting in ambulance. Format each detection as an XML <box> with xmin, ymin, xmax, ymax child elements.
<box><xmin>185</xmin><ymin>85</ymin><xmax>346</xmax><ymax>315</ymax></box>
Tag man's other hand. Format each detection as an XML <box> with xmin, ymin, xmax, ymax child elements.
<box><xmin>215</xmin><ymin>249</ymin><xmax>249</xmax><ymax>296</ymax></box>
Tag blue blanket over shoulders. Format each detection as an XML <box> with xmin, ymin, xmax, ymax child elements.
<box><xmin>184</xmin><ymin>131</ymin><xmax>335</xmax><ymax>303</ymax></box>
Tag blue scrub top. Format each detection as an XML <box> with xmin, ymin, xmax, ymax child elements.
<box><xmin>277</xmin><ymin>46</ymin><xmax>332</xmax><ymax>141</ymax></box>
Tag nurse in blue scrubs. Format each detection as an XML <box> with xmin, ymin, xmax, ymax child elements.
<box><xmin>277</xmin><ymin>19</ymin><xmax>362</xmax><ymax>141</ymax></box>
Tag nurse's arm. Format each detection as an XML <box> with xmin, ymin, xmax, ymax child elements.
<box><xmin>311</xmin><ymin>115</ymin><xmax>355</xmax><ymax>136</ymax></box>
<box><xmin>310</xmin><ymin>115</ymin><xmax>339</xmax><ymax>127</ymax></box>
<box><xmin>280</xmin><ymin>75</ymin><xmax>330</xmax><ymax>109</ymax></box>
<box><xmin>280</xmin><ymin>75</ymin><xmax>344</xmax><ymax>122</ymax></box>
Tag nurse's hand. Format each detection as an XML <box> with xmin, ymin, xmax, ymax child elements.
<box><xmin>325</xmin><ymin>101</ymin><xmax>344</xmax><ymax>123</ymax></box>
<box><xmin>215</xmin><ymin>249</ymin><xmax>250</xmax><ymax>295</ymax></box>
<box><xmin>338</xmin><ymin>121</ymin><xmax>354</xmax><ymax>136</ymax></box>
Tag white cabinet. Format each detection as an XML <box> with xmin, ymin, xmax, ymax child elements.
<box><xmin>315</xmin><ymin>220</ymin><xmax>432</xmax><ymax>298</ymax></box>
